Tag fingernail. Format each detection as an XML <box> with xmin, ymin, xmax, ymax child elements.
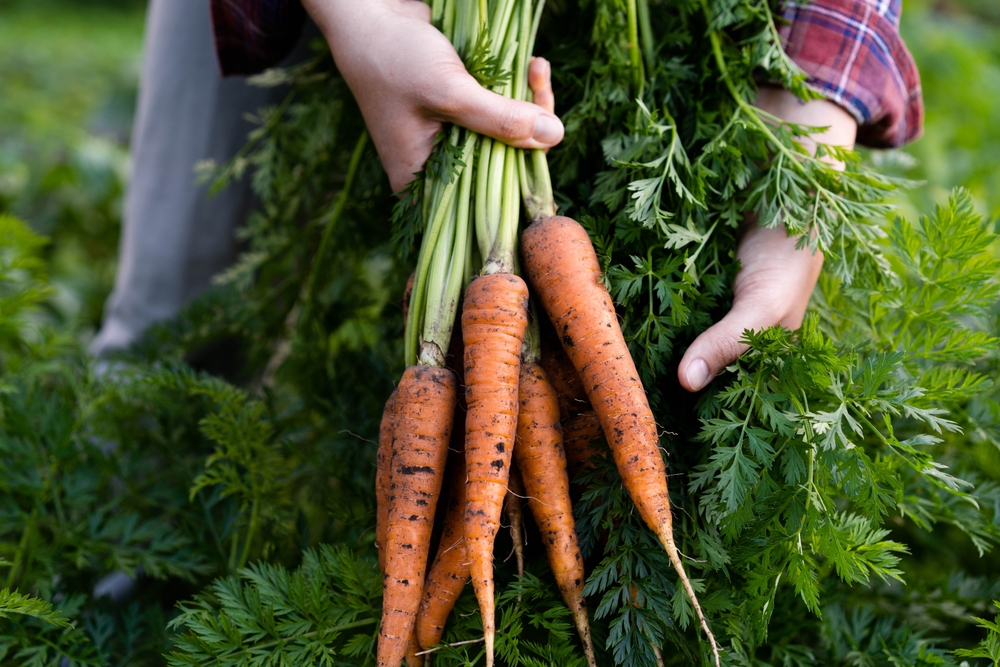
<box><xmin>532</xmin><ymin>113</ymin><xmax>563</xmax><ymax>145</ymax></box>
<box><xmin>686</xmin><ymin>358</ymin><xmax>711</xmax><ymax>391</ymax></box>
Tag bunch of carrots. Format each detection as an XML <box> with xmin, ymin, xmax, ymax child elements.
<box><xmin>375</xmin><ymin>1</ymin><xmax>721</xmax><ymax>666</ymax></box>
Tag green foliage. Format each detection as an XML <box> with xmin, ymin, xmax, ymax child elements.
<box><xmin>896</xmin><ymin>0</ymin><xmax>1000</xmax><ymax>220</ymax></box>
<box><xmin>166</xmin><ymin>546</ymin><xmax>382</xmax><ymax>667</ymax></box>
<box><xmin>954</xmin><ymin>601</ymin><xmax>1000</xmax><ymax>666</ymax></box>
<box><xmin>0</xmin><ymin>4</ymin><xmax>141</xmax><ymax>330</ymax></box>
<box><xmin>0</xmin><ymin>588</ymin><xmax>69</xmax><ymax>627</ymax></box>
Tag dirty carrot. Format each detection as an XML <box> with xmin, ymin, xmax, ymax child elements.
<box><xmin>416</xmin><ymin>449</ymin><xmax>469</xmax><ymax>650</ymax></box>
<box><xmin>561</xmin><ymin>409</ymin><xmax>604</xmax><ymax>483</ymax></box>
<box><xmin>521</xmin><ymin>215</ymin><xmax>720</xmax><ymax>667</ymax></box>
<box><xmin>505</xmin><ymin>464</ymin><xmax>526</xmax><ymax>579</ymax></box>
<box><xmin>462</xmin><ymin>272</ymin><xmax>529</xmax><ymax>667</ymax></box>
<box><xmin>377</xmin><ymin>365</ymin><xmax>457</xmax><ymax>667</ymax></box>
<box><xmin>376</xmin><ymin>389</ymin><xmax>397</xmax><ymax>574</ymax></box>
<box><xmin>514</xmin><ymin>359</ymin><xmax>598</xmax><ymax>666</ymax></box>
<box><xmin>539</xmin><ymin>341</ymin><xmax>590</xmax><ymax>421</ymax></box>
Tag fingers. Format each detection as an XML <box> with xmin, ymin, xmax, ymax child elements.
<box><xmin>431</xmin><ymin>70</ymin><xmax>564</xmax><ymax>150</ymax></box>
<box><xmin>528</xmin><ymin>57</ymin><xmax>555</xmax><ymax>114</ymax></box>
<box><xmin>677</xmin><ymin>300</ymin><xmax>779</xmax><ymax>392</ymax></box>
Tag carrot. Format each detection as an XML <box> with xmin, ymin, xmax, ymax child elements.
<box><xmin>405</xmin><ymin>635</ymin><xmax>424</xmax><ymax>667</ymax></box>
<box><xmin>416</xmin><ymin>450</ymin><xmax>469</xmax><ymax>650</ymax></box>
<box><xmin>378</xmin><ymin>365</ymin><xmax>457</xmax><ymax>667</ymax></box>
<box><xmin>461</xmin><ymin>272</ymin><xmax>529</xmax><ymax>667</ymax></box>
<box><xmin>561</xmin><ymin>409</ymin><xmax>604</xmax><ymax>483</ymax></box>
<box><xmin>505</xmin><ymin>465</ymin><xmax>526</xmax><ymax>580</ymax></box>
<box><xmin>376</xmin><ymin>390</ymin><xmax>398</xmax><ymax>573</ymax></box>
<box><xmin>514</xmin><ymin>359</ymin><xmax>597</xmax><ymax>667</ymax></box>
<box><xmin>539</xmin><ymin>341</ymin><xmax>590</xmax><ymax>421</ymax></box>
<box><xmin>521</xmin><ymin>215</ymin><xmax>720</xmax><ymax>667</ymax></box>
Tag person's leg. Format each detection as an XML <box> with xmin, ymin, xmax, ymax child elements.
<box><xmin>90</xmin><ymin>0</ymin><xmax>280</xmax><ymax>357</ymax></box>
<box><xmin>86</xmin><ymin>0</ymin><xmax>300</xmax><ymax>606</ymax></box>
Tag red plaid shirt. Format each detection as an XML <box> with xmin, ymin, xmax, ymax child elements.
<box><xmin>210</xmin><ymin>0</ymin><xmax>922</xmax><ymax>147</ymax></box>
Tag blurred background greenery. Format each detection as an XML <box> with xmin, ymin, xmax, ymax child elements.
<box><xmin>0</xmin><ymin>0</ymin><xmax>144</xmax><ymax>334</ymax></box>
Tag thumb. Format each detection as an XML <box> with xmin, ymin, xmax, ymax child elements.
<box><xmin>677</xmin><ymin>301</ymin><xmax>776</xmax><ymax>392</ymax></box>
<box><xmin>433</xmin><ymin>73</ymin><xmax>564</xmax><ymax>149</ymax></box>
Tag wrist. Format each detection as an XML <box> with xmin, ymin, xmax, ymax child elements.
<box><xmin>754</xmin><ymin>86</ymin><xmax>858</xmax><ymax>161</ymax></box>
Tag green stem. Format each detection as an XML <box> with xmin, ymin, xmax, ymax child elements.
<box><xmin>199</xmin><ymin>491</ymin><xmax>228</xmax><ymax>563</ymax></box>
<box><xmin>442</xmin><ymin>0</ymin><xmax>456</xmax><ymax>41</ymax></box>
<box><xmin>476</xmin><ymin>138</ymin><xmax>496</xmax><ymax>260</ymax></box>
<box><xmin>490</xmin><ymin>0</ymin><xmax>518</xmax><ymax>47</ymax></box>
<box><xmin>300</xmin><ymin>130</ymin><xmax>369</xmax><ymax>326</ymax></box>
<box><xmin>406</xmin><ymin>132</ymin><xmax>476</xmax><ymax>366</ymax></box>
<box><xmin>636</xmin><ymin>0</ymin><xmax>654</xmax><ymax>77</ymax></box>
<box><xmin>520</xmin><ymin>149</ymin><xmax>556</xmax><ymax>221</ymax></box>
<box><xmin>228</xmin><ymin>526</ymin><xmax>240</xmax><ymax>572</ymax></box>
<box><xmin>523</xmin><ymin>300</ymin><xmax>542</xmax><ymax>363</ymax></box>
<box><xmin>627</xmin><ymin>0</ymin><xmax>645</xmax><ymax>98</ymax></box>
<box><xmin>513</xmin><ymin>0</ymin><xmax>533</xmax><ymax>102</ymax></box>
<box><xmin>237</xmin><ymin>498</ymin><xmax>260</xmax><ymax>570</ymax></box>
<box><xmin>528</xmin><ymin>0</ymin><xmax>545</xmax><ymax>65</ymax></box>
<box><xmin>483</xmin><ymin>144</ymin><xmax>519</xmax><ymax>274</ymax></box>
<box><xmin>6</xmin><ymin>509</ymin><xmax>36</xmax><ymax>588</ymax></box>
<box><xmin>482</xmin><ymin>137</ymin><xmax>507</xmax><ymax>256</ymax></box>
<box><xmin>422</xmin><ymin>192</ymin><xmax>458</xmax><ymax>363</ymax></box>
<box><xmin>424</xmin><ymin>135</ymin><xmax>477</xmax><ymax>362</ymax></box>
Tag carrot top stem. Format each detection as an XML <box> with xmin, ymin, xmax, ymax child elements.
<box><xmin>406</xmin><ymin>130</ymin><xmax>476</xmax><ymax>367</ymax></box>
<box><xmin>421</xmin><ymin>134</ymin><xmax>477</xmax><ymax>364</ymax></box>
<box><xmin>519</xmin><ymin>149</ymin><xmax>556</xmax><ymax>222</ymax></box>
<box><xmin>441</xmin><ymin>0</ymin><xmax>456</xmax><ymax>40</ymax></box>
<box><xmin>476</xmin><ymin>138</ymin><xmax>503</xmax><ymax>261</ymax></box>
<box><xmin>523</xmin><ymin>300</ymin><xmax>542</xmax><ymax>364</ymax></box>
<box><xmin>489</xmin><ymin>0</ymin><xmax>518</xmax><ymax>47</ymax></box>
<box><xmin>513</xmin><ymin>0</ymin><xmax>533</xmax><ymax>101</ymax></box>
<box><xmin>482</xmin><ymin>144</ymin><xmax>520</xmax><ymax>275</ymax></box>
<box><xmin>431</xmin><ymin>0</ymin><xmax>444</xmax><ymax>28</ymax></box>
<box><xmin>626</xmin><ymin>0</ymin><xmax>646</xmax><ymax>97</ymax></box>
<box><xmin>299</xmin><ymin>130</ymin><xmax>369</xmax><ymax>328</ymax></box>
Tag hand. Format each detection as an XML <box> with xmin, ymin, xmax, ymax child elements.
<box><xmin>301</xmin><ymin>0</ymin><xmax>563</xmax><ymax>193</ymax></box>
<box><xmin>677</xmin><ymin>87</ymin><xmax>858</xmax><ymax>392</ymax></box>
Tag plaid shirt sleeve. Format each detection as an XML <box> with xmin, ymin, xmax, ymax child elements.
<box><xmin>209</xmin><ymin>0</ymin><xmax>923</xmax><ymax>146</ymax></box>
<box><xmin>210</xmin><ymin>0</ymin><xmax>306</xmax><ymax>76</ymax></box>
<box><xmin>779</xmin><ymin>0</ymin><xmax>923</xmax><ymax>147</ymax></box>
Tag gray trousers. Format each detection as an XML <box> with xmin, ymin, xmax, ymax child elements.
<box><xmin>91</xmin><ymin>0</ymin><xmax>292</xmax><ymax>357</ymax></box>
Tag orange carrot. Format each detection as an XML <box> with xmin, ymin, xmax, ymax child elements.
<box><xmin>416</xmin><ymin>450</ymin><xmax>469</xmax><ymax>650</ymax></box>
<box><xmin>378</xmin><ymin>365</ymin><xmax>457</xmax><ymax>667</ymax></box>
<box><xmin>505</xmin><ymin>465</ymin><xmax>526</xmax><ymax>579</ymax></box>
<box><xmin>376</xmin><ymin>390</ymin><xmax>398</xmax><ymax>573</ymax></box>
<box><xmin>461</xmin><ymin>272</ymin><xmax>529</xmax><ymax>667</ymax></box>
<box><xmin>404</xmin><ymin>635</ymin><xmax>424</xmax><ymax>667</ymax></box>
<box><xmin>539</xmin><ymin>342</ymin><xmax>590</xmax><ymax>421</ymax></box>
<box><xmin>521</xmin><ymin>216</ymin><xmax>720</xmax><ymax>666</ymax></box>
<box><xmin>514</xmin><ymin>360</ymin><xmax>597</xmax><ymax>667</ymax></box>
<box><xmin>561</xmin><ymin>409</ymin><xmax>604</xmax><ymax>483</ymax></box>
